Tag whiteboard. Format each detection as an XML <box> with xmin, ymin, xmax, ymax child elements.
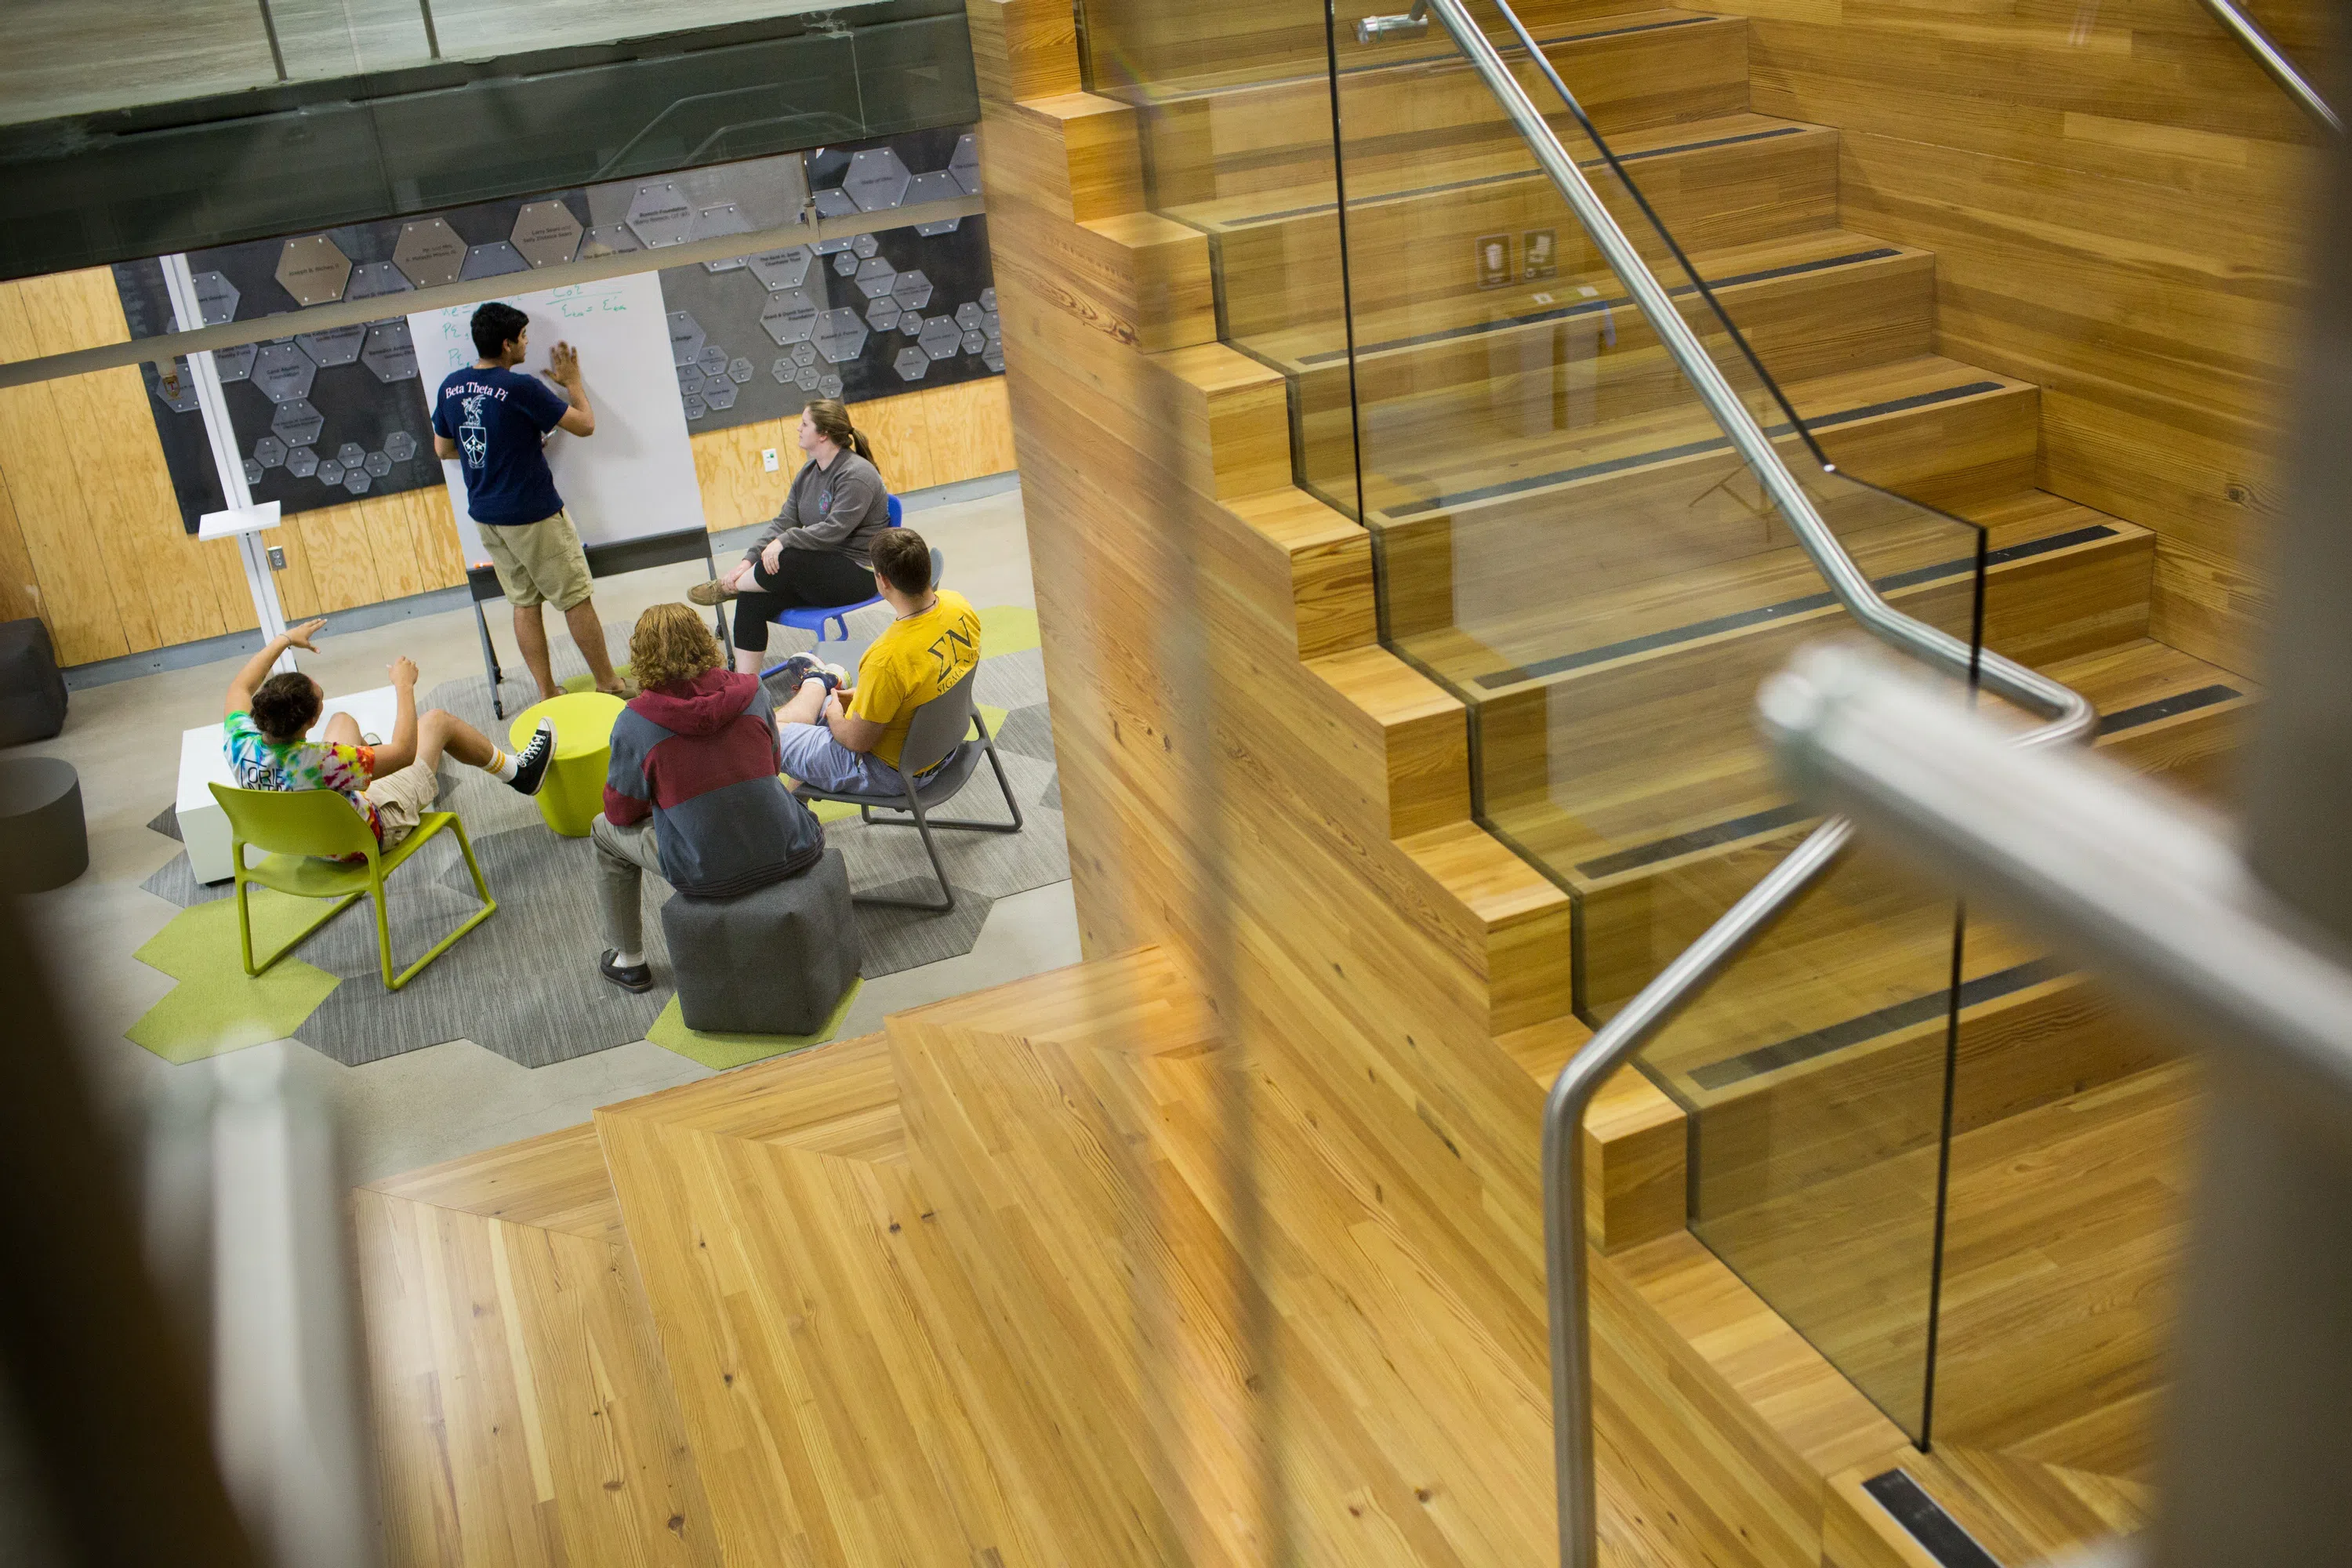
<box><xmin>409</xmin><ymin>274</ymin><xmax>706</xmax><ymax>568</ymax></box>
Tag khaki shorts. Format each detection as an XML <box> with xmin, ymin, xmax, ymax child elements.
<box><xmin>363</xmin><ymin>761</ymin><xmax>441</xmax><ymax>850</ymax></box>
<box><xmin>481</xmin><ymin>509</ymin><xmax>593</xmax><ymax>611</ymax></box>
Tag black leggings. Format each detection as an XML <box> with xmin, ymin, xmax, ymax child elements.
<box><xmin>728</xmin><ymin>546</ymin><xmax>876</xmax><ymax>653</ymax></box>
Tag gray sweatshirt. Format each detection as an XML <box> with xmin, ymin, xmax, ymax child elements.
<box><xmin>744</xmin><ymin>449</ymin><xmax>890</xmax><ymax>567</ymax></box>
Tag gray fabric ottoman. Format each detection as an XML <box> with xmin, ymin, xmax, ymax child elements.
<box><xmin>660</xmin><ymin>849</ymin><xmax>860</xmax><ymax>1035</ymax></box>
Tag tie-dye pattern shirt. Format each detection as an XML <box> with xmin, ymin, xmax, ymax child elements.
<box><xmin>222</xmin><ymin>710</ymin><xmax>383</xmax><ymax>842</ymax></box>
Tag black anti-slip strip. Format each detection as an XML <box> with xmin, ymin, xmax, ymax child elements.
<box><xmin>2097</xmin><ymin>682</ymin><xmax>2243</xmax><ymax>735</ymax></box>
<box><xmin>1295</xmin><ymin>247</ymin><xmax>1904</xmax><ymax>366</ymax></box>
<box><xmin>1577</xmin><ymin>802</ymin><xmax>1810</xmax><ymax>880</ymax></box>
<box><xmin>1859</xmin><ymin>1472</ymin><xmax>2005</xmax><ymax>1568</ymax></box>
<box><xmin>1226</xmin><ymin>125</ymin><xmax>1807</xmax><ymax>227</ymax></box>
<box><xmin>1391</xmin><ymin>379</ymin><xmax>2005</xmax><ymax>521</ymax></box>
<box><xmin>1689</xmin><ymin>958</ymin><xmax>2069</xmax><ymax>1091</ymax></box>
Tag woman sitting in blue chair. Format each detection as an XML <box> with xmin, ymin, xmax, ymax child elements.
<box><xmin>691</xmin><ymin>396</ymin><xmax>893</xmax><ymax>674</ymax></box>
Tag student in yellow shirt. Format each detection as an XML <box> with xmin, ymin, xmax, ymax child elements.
<box><xmin>768</xmin><ymin>528</ymin><xmax>982</xmax><ymax>793</ymax></box>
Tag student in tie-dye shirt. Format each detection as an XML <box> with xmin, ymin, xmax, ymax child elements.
<box><xmin>221</xmin><ymin>619</ymin><xmax>558</xmax><ymax>855</ymax></box>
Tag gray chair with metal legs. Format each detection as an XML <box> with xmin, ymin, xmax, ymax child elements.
<box><xmin>790</xmin><ymin>665</ymin><xmax>1023</xmax><ymax>912</ymax></box>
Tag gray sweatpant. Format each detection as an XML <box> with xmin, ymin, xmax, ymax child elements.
<box><xmin>591</xmin><ymin>813</ymin><xmax>666</xmax><ymax>954</ymax></box>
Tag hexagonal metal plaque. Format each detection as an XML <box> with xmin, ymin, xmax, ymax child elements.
<box><xmin>191</xmin><ymin>271</ymin><xmax>239</xmax><ymax>327</ymax></box>
<box><xmin>459</xmin><ymin>241</ymin><xmax>529</xmax><ymax>281</ymax></box>
<box><xmin>915</xmin><ymin>220</ymin><xmax>960</xmax><ymax>237</ymax></box>
<box><xmin>833</xmin><ymin>252</ymin><xmax>858</xmax><ymax>277</ymax></box>
<box><xmin>813</xmin><ymin>309</ymin><xmax>868</xmax><ymax>365</ymax></box>
<box><xmin>253</xmin><ymin>435</ymin><xmax>287</xmax><ymax>469</ymax></box>
<box><xmin>694</xmin><ymin>203</ymin><xmax>752</xmax><ymax>245</ymax></box>
<box><xmin>961</xmin><ymin>328</ymin><xmax>986</xmax><ymax>354</ymax></box>
<box><xmin>344</xmin><ymin>469</ymin><xmax>372</xmax><ymax>495</ymax></box>
<box><xmin>626</xmin><ymin>182</ymin><xmax>697</xmax><ymax>249</ymax></box>
<box><xmin>906</xmin><ymin>170</ymin><xmax>960</xmax><ymax>207</ymax></box>
<box><xmin>702</xmin><ymin>380</ymin><xmax>738</xmax><ymax>412</ymax></box>
<box><xmin>818</xmin><ymin>373</ymin><xmax>844</xmax><ymax>398</ymax></box>
<box><xmin>510</xmin><ymin>199</ymin><xmax>583</xmax><ymax>268</ymax></box>
<box><xmin>811</xmin><ymin>236</ymin><xmax>855</xmax><ymax>256</ymax></box>
<box><xmin>677</xmin><ymin>365</ymin><xmax>705</xmax><ymax>396</ymax></box>
<box><xmin>336</xmin><ymin>441</ymin><xmax>366</xmax><ymax>470</ymax></box>
<box><xmin>898</xmin><ymin>314</ymin><xmax>922</xmax><ymax>337</ymax></box>
<box><xmin>793</xmin><ymin>341</ymin><xmax>818</xmax><ymax>366</ymax></box>
<box><xmin>242</xmin><ymin>459</ymin><xmax>265</xmax><ymax>488</ymax></box>
<box><xmin>845</xmin><ymin>147</ymin><xmax>911</xmax><ymax>212</ymax></box>
<box><xmin>795</xmin><ymin>365</ymin><xmax>821</xmax><ymax>393</ymax></box>
<box><xmin>383</xmin><ymin>430</ymin><xmax>417</xmax><ymax>462</ymax></box>
<box><xmin>681</xmin><ymin>394</ymin><xmax>706</xmax><ymax>421</ymax></box>
<box><xmin>275</xmin><ymin>235</ymin><xmax>351</xmax><ymax>306</ymax></box>
<box><xmin>297</xmin><ymin>324</ymin><xmax>364</xmax><ymax>367</ymax></box>
<box><xmin>759</xmin><ymin>291</ymin><xmax>818</xmax><ymax>347</ymax></box>
<box><xmin>853</xmin><ymin>232</ymin><xmax>879</xmax><ymax>260</ymax></box>
<box><xmin>950</xmin><ymin>133</ymin><xmax>982</xmax><ymax>195</ymax></box>
<box><xmin>270</xmin><ymin>398</ymin><xmax>324</xmax><ymax>447</ymax></box>
<box><xmin>855</xmin><ymin>256</ymin><xmax>898</xmax><ymax>299</ymax></box>
<box><xmin>347</xmin><ymin>260</ymin><xmax>412</xmax><ymax>301</ymax></box>
<box><xmin>580</xmin><ymin>224</ymin><xmax>642</xmax><ymax>259</ymax></box>
<box><xmin>891</xmin><ymin>270</ymin><xmax>933</xmax><ymax>311</ymax></box>
<box><xmin>982</xmin><ymin>286</ymin><xmax>997</xmax><ymax>311</ymax></box>
<box><xmin>813</xmin><ymin>189</ymin><xmax>859</xmax><ymax>220</ymax></box>
<box><xmin>361</xmin><ymin>320</ymin><xmax>417</xmax><ymax>383</ymax></box>
<box><xmin>747</xmin><ymin>248</ymin><xmax>812</xmax><ymax>291</ymax></box>
<box><xmin>772</xmin><ymin>358</ymin><xmax>796</xmax><ymax>384</ymax></box>
<box><xmin>252</xmin><ymin>343</ymin><xmax>317</xmax><ymax>404</ymax></box>
<box><xmin>728</xmin><ymin>357</ymin><xmax>754</xmax><ymax>384</ymax></box>
<box><xmin>364</xmin><ymin>450</ymin><xmax>394</xmax><ymax>478</ymax></box>
<box><xmin>285</xmin><ymin>446</ymin><xmax>318</xmax><ymax>478</ymax></box>
<box><xmin>697</xmin><ymin>344</ymin><xmax>729</xmax><ymax>376</ymax></box>
<box><xmin>918</xmin><ymin>315</ymin><xmax>962</xmax><ymax>361</ymax></box>
<box><xmin>316</xmin><ymin>459</ymin><xmax>346</xmax><ymax>487</ymax></box>
<box><xmin>983</xmin><ymin>310</ymin><xmax>1000</xmax><ymax>339</ymax></box>
<box><xmin>394</xmin><ymin>218</ymin><xmax>466</xmax><ymax>288</ymax></box>
<box><xmin>983</xmin><ymin>346</ymin><xmax>1005</xmax><ymax>374</ymax></box>
<box><xmin>705</xmin><ymin>256</ymin><xmax>747</xmax><ymax>274</ymax></box>
<box><xmin>894</xmin><ymin>347</ymin><xmax>930</xmax><ymax>382</ymax></box>
<box><xmin>866</xmin><ymin>299</ymin><xmax>901</xmax><ymax>333</ymax></box>
<box><xmin>213</xmin><ymin>343</ymin><xmax>257</xmax><ymax>383</ymax></box>
<box><xmin>668</xmin><ymin>311</ymin><xmax>706</xmax><ymax>368</ymax></box>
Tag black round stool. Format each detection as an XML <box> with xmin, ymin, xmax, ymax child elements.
<box><xmin>0</xmin><ymin>757</ymin><xmax>87</xmax><ymax>892</ymax></box>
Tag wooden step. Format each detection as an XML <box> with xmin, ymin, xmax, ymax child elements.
<box><xmin>1184</xmin><ymin>111</ymin><xmax>1842</xmax><ymax>346</ymax></box>
<box><xmin>1828</xmin><ymin>1446</ymin><xmax>2150</xmax><ymax>1567</ymax></box>
<box><xmin>593</xmin><ymin>1036</ymin><xmax>1127</xmax><ymax>1564</ymax></box>
<box><xmin>354</xmin><ymin>1125</ymin><xmax>724</xmax><ymax>1566</ymax></box>
<box><xmin>1140</xmin><ymin>10</ymin><xmax>1750</xmax><ymax>210</ymax></box>
<box><xmin>887</xmin><ymin>946</ymin><xmax>1631</xmax><ymax>1566</ymax></box>
<box><xmin>1294</xmin><ymin>230</ymin><xmax>1937</xmax><ymax>485</ymax></box>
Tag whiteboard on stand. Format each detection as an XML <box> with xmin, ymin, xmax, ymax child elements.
<box><xmin>408</xmin><ymin>274</ymin><xmax>705</xmax><ymax>569</ymax></box>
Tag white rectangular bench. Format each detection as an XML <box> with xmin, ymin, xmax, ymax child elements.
<box><xmin>176</xmin><ymin>685</ymin><xmax>402</xmax><ymax>884</ymax></box>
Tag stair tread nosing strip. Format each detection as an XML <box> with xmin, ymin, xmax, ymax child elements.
<box><xmin>1295</xmin><ymin>247</ymin><xmax>1904</xmax><ymax>365</ymax></box>
<box><xmin>1858</xmin><ymin>1470</ymin><xmax>2006</xmax><ymax>1568</ymax></box>
<box><xmin>1469</xmin><ymin>521</ymin><xmax>2114</xmax><ymax>689</ymax></box>
<box><xmin>1687</xmin><ymin>957</ymin><xmax>2071</xmax><ymax>1091</ymax></box>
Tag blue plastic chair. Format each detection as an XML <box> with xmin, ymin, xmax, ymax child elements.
<box><xmin>760</xmin><ymin>495</ymin><xmax>946</xmax><ymax>678</ymax></box>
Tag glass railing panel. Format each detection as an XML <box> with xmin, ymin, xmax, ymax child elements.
<box><xmin>1325</xmin><ymin>0</ymin><xmax>1990</xmax><ymax>1014</ymax></box>
<box><xmin>1634</xmin><ymin>829</ymin><xmax>1976</xmax><ymax>1442</ymax></box>
<box><xmin>1080</xmin><ymin>0</ymin><xmax>1367</xmax><ymax>517</ymax></box>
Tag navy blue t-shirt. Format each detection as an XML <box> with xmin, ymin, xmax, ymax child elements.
<box><xmin>430</xmin><ymin>365</ymin><xmax>571</xmax><ymax>525</ymax></box>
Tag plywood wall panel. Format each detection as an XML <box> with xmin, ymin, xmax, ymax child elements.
<box><xmin>848</xmin><ymin>393</ymin><xmax>942</xmax><ymax>494</ymax></box>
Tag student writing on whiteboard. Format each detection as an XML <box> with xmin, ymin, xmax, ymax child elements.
<box><xmin>686</xmin><ymin>399</ymin><xmax>891</xmax><ymax>674</ymax></box>
<box><xmin>431</xmin><ymin>302</ymin><xmax>633</xmax><ymax>704</ymax></box>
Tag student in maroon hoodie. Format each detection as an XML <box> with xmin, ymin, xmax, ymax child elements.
<box><xmin>590</xmin><ymin>604</ymin><xmax>826</xmax><ymax>992</ymax></box>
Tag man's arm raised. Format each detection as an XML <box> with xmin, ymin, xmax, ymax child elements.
<box><xmin>224</xmin><ymin>619</ymin><xmax>325</xmax><ymax>716</ymax></box>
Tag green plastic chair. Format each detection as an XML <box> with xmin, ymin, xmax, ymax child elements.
<box><xmin>208</xmin><ymin>783</ymin><xmax>495</xmax><ymax>991</ymax></box>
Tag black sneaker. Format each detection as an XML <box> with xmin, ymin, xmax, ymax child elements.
<box><xmin>599</xmin><ymin>949</ymin><xmax>652</xmax><ymax>993</ymax></box>
<box><xmin>508</xmin><ymin>718</ymin><xmax>556</xmax><ymax>796</ymax></box>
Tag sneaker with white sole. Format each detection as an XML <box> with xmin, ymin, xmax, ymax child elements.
<box><xmin>508</xmin><ymin>717</ymin><xmax>557</xmax><ymax>796</ymax></box>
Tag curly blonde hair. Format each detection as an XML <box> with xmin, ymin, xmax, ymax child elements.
<box><xmin>631</xmin><ymin>602</ymin><xmax>722</xmax><ymax>691</ymax></box>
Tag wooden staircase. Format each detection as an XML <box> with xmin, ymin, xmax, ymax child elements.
<box><xmin>346</xmin><ymin>0</ymin><xmax>2255</xmax><ymax>1559</ymax></box>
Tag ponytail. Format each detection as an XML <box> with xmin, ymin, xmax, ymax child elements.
<box><xmin>805</xmin><ymin>397</ymin><xmax>877</xmax><ymax>471</ymax></box>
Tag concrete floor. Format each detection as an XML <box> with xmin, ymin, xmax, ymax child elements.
<box><xmin>13</xmin><ymin>481</ymin><xmax>1080</xmax><ymax>1184</ymax></box>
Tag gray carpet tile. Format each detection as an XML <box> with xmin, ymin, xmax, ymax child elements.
<box><xmin>994</xmin><ymin>702</ymin><xmax>1055</xmax><ymax>766</ymax></box>
<box><xmin>147</xmin><ymin>804</ymin><xmax>181</xmax><ymax>842</ymax></box>
<box><xmin>975</xmin><ymin>647</ymin><xmax>1047</xmax><ymax>710</ymax></box>
<box><xmin>1041</xmin><ymin>775</ymin><xmax>1061</xmax><ymax>812</ymax></box>
<box><xmin>849</xmin><ymin>879</ymin><xmax>994</xmax><ymax>971</ymax></box>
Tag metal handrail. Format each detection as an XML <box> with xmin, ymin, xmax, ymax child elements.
<box><xmin>2194</xmin><ymin>0</ymin><xmax>2341</xmax><ymax>135</ymax></box>
<box><xmin>1367</xmin><ymin>2</ymin><xmax>2100</xmax><ymax>1562</ymax></box>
